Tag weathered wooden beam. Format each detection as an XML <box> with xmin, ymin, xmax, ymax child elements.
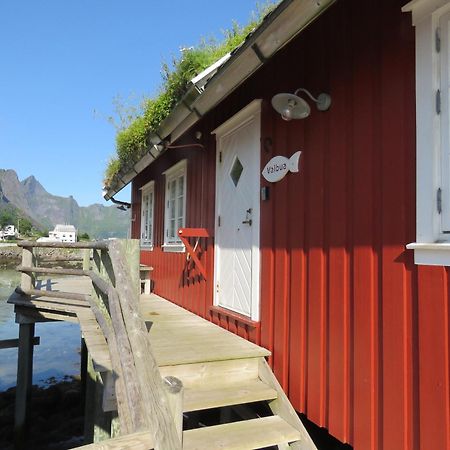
<box><xmin>18</xmin><ymin>240</ymin><xmax>109</xmax><ymax>250</ymax></box>
<box><xmin>17</xmin><ymin>265</ymin><xmax>87</xmax><ymax>276</ymax></box>
<box><xmin>83</xmin><ymin>249</ymin><xmax>91</xmax><ymax>271</ymax></box>
<box><xmin>15</xmin><ymin>286</ymin><xmax>90</xmax><ymax>303</ymax></box>
<box><xmin>163</xmin><ymin>376</ymin><xmax>184</xmax><ymax>443</ymax></box>
<box><xmin>108</xmin><ymin>239</ymin><xmax>182</xmax><ymax>450</ymax></box>
<box><xmin>14</xmin><ymin>306</ymin><xmax>76</xmax><ymax>323</ymax></box>
<box><xmin>106</xmin><ymin>287</ymin><xmax>145</xmax><ymax>431</ymax></box>
<box><xmin>0</xmin><ymin>337</ymin><xmax>40</xmax><ymax>349</ymax></box>
<box><xmin>87</xmin><ymin>253</ymin><xmax>134</xmax><ymax>435</ymax></box>
<box><xmin>87</xmin><ymin>271</ymin><xmax>110</xmax><ymax>297</ymax></box>
<box><xmin>77</xmin><ymin>430</ymin><xmax>154</xmax><ymax>450</ymax></box>
<box><xmin>14</xmin><ymin>323</ymin><xmax>35</xmax><ymax>450</ymax></box>
<box><xmin>84</xmin><ymin>355</ymin><xmax>114</xmax><ymax>444</ymax></box>
<box><xmin>20</xmin><ymin>248</ymin><xmax>34</xmax><ymax>292</ymax></box>
<box><xmin>38</xmin><ymin>257</ymin><xmax>84</xmax><ymax>263</ymax></box>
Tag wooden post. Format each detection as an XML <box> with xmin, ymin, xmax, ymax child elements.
<box><xmin>120</xmin><ymin>239</ymin><xmax>140</xmax><ymax>299</ymax></box>
<box><xmin>80</xmin><ymin>338</ymin><xmax>88</xmax><ymax>413</ymax></box>
<box><xmin>83</xmin><ymin>355</ymin><xmax>113</xmax><ymax>444</ymax></box>
<box><xmin>83</xmin><ymin>353</ymin><xmax>96</xmax><ymax>444</ymax></box>
<box><xmin>108</xmin><ymin>239</ymin><xmax>182</xmax><ymax>450</ymax></box>
<box><xmin>163</xmin><ymin>376</ymin><xmax>184</xmax><ymax>443</ymax></box>
<box><xmin>14</xmin><ymin>322</ymin><xmax>35</xmax><ymax>450</ymax></box>
<box><xmin>83</xmin><ymin>249</ymin><xmax>91</xmax><ymax>271</ymax></box>
<box><xmin>20</xmin><ymin>247</ymin><xmax>34</xmax><ymax>292</ymax></box>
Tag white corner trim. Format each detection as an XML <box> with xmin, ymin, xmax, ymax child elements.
<box><xmin>403</xmin><ymin>0</ymin><xmax>450</xmax><ymax>24</ymax></box>
<box><xmin>406</xmin><ymin>242</ymin><xmax>450</xmax><ymax>265</ymax></box>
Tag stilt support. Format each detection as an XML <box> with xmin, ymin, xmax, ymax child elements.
<box><xmin>14</xmin><ymin>322</ymin><xmax>35</xmax><ymax>450</ymax></box>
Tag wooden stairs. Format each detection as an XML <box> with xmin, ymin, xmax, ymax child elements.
<box><xmin>80</xmin><ymin>294</ymin><xmax>318</xmax><ymax>450</ymax></box>
<box><xmin>83</xmin><ymin>355</ymin><xmax>316</xmax><ymax>450</ymax></box>
<box><xmin>162</xmin><ymin>357</ymin><xmax>316</xmax><ymax>450</ymax></box>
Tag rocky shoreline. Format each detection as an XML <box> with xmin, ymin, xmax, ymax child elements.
<box><xmin>0</xmin><ymin>245</ymin><xmax>84</xmax><ymax>269</ymax></box>
<box><xmin>0</xmin><ymin>377</ymin><xmax>84</xmax><ymax>450</ymax></box>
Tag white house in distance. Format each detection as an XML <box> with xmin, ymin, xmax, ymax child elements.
<box><xmin>0</xmin><ymin>225</ymin><xmax>18</xmax><ymax>240</ymax></box>
<box><xmin>38</xmin><ymin>224</ymin><xmax>78</xmax><ymax>243</ymax></box>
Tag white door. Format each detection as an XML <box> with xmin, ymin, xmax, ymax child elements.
<box><xmin>213</xmin><ymin>100</ymin><xmax>261</xmax><ymax>321</ymax></box>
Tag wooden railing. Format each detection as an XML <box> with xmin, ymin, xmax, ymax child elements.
<box><xmin>15</xmin><ymin>239</ymin><xmax>183</xmax><ymax>450</ymax></box>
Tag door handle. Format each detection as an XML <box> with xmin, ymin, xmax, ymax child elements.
<box><xmin>242</xmin><ymin>208</ymin><xmax>252</xmax><ymax>226</ymax></box>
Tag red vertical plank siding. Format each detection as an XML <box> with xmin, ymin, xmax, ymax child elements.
<box><xmin>417</xmin><ymin>266</ymin><xmax>450</xmax><ymax>450</ymax></box>
<box><xmin>349</xmin><ymin>2</ymin><xmax>380</xmax><ymax>448</ymax></box>
<box><xmin>327</xmin><ymin>4</ymin><xmax>352</xmax><ymax>441</ymax></box>
<box><xmin>128</xmin><ymin>1</ymin><xmax>450</xmax><ymax>449</ymax></box>
<box><xmin>272</xmin><ymin>120</ymin><xmax>290</xmax><ymax>390</ymax></box>
<box><xmin>380</xmin><ymin>3</ymin><xmax>415</xmax><ymax>449</ymax></box>
<box><xmin>287</xmin><ymin>112</ymin><xmax>308</xmax><ymax>412</ymax></box>
<box><xmin>304</xmin><ymin>21</ymin><xmax>328</xmax><ymax>425</ymax></box>
<box><xmin>260</xmin><ymin>101</ymin><xmax>276</xmax><ymax>361</ymax></box>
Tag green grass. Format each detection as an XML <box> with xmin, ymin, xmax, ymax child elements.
<box><xmin>104</xmin><ymin>1</ymin><xmax>279</xmax><ymax>187</ymax></box>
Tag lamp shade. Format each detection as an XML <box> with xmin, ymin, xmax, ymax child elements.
<box><xmin>271</xmin><ymin>93</ymin><xmax>311</xmax><ymax>120</ymax></box>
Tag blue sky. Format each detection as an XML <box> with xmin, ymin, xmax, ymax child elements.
<box><xmin>0</xmin><ymin>0</ymin><xmax>263</xmax><ymax>206</ymax></box>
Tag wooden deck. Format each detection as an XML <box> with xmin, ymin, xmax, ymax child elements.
<box><xmin>10</xmin><ymin>277</ymin><xmax>269</xmax><ymax>370</ymax></box>
<box><xmin>9</xmin><ymin>274</ymin><xmax>316</xmax><ymax>449</ymax></box>
<box><xmin>142</xmin><ymin>294</ymin><xmax>270</xmax><ymax>366</ymax></box>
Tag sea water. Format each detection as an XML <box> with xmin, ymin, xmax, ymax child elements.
<box><xmin>0</xmin><ymin>269</ymin><xmax>81</xmax><ymax>391</ymax></box>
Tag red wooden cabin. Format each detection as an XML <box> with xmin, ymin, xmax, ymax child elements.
<box><xmin>104</xmin><ymin>1</ymin><xmax>450</xmax><ymax>449</ymax></box>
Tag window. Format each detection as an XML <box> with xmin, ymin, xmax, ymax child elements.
<box><xmin>404</xmin><ymin>0</ymin><xmax>450</xmax><ymax>265</ymax></box>
<box><xmin>163</xmin><ymin>160</ymin><xmax>187</xmax><ymax>252</ymax></box>
<box><xmin>140</xmin><ymin>181</ymin><xmax>155</xmax><ymax>248</ymax></box>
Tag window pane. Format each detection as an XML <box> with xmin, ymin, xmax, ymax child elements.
<box><xmin>170</xmin><ymin>199</ymin><xmax>175</xmax><ymax>219</ymax></box>
<box><xmin>178</xmin><ymin>197</ymin><xmax>183</xmax><ymax>219</ymax></box>
<box><xmin>178</xmin><ymin>176</ymin><xmax>184</xmax><ymax>196</ymax></box>
<box><xmin>230</xmin><ymin>157</ymin><xmax>243</xmax><ymax>187</ymax></box>
<box><xmin>141</xmin><ymin>186</ymin><xmax>154</xmax><ymax>246</ymax></box>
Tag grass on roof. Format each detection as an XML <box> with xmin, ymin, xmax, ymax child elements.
<box><xmin>104</xmin><ymin>1</ymin><xmax>279</xmax><ymax>188</ymax></box>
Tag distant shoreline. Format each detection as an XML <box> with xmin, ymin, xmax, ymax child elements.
<box><xmin>0</xmin><ymin>245</ymin><xmax>84</xmax><ymax>269</ymax></box>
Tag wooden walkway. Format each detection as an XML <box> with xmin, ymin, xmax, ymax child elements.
<box><xmin>9</xmin><ymin>255</ymin><xmax>317</xmax><ymax>448</ymax></box>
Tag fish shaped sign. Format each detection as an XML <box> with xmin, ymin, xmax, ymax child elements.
<box><xmin>262</xmin><ymin>151</ymin><xmax>302</xmax><ymax>183</ymax></box>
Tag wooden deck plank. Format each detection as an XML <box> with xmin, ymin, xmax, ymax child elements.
<box><xmin>183</xmin><ymin>416</ymin><xmax>302</xmax><ymax>450</ymax></box>
<box><xmin>183</xmin><ymin>379</ymin><xmax>277</xmax><ymax>412</ymax></box>
<box><xmin>159</xmin><ymin>359</ymin><xmax>259</xmax><ymax>387</ymax></box>
<box><xmin>142</xmin><ymin>295</ymin><xmax>270</xmax><ymax>366</ymax></box>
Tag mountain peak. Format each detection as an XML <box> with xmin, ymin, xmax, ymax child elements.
<box><xmin>0</xmin><ymin>168</ymin><xmax>129</xmax><ymax>238</ymax></box>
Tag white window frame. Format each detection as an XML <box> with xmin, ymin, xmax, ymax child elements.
<box><xmin>140</xmin><ymin>180</ymin><xmax>155</xmax><ymax>249</ymax></box>
<box><xmin>162</xmin><ymin>159</ymin><xmax>187</xmax><ymax>253</ymax></box>
<box><xmin>404</xmin><ymin>0</ymin><xmax>450</xmax><ymax>265</ymax></box>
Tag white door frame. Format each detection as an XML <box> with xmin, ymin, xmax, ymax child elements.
<box><xmin>212</xmin><ymin>99</ymin><xmax>262</xmax><ymax>321</ymax></box>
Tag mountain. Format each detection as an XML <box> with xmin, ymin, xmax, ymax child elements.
<box><xmin>0</xmin><ymin>169</ymin><xmax>129</xmax><ymax>239</ymax></box>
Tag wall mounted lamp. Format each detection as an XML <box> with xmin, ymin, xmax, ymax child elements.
<box><xmin>271</xmin><ymin>88</ymin><xmax>331</xmax><ymax>120</ymax></box>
